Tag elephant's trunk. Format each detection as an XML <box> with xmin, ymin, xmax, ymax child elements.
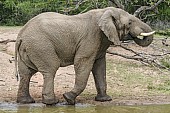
<box><xmin>133</xmin><ymin>34</ymin><xmax>154</xmax><ymax>47</ymax></box>
<box><xmin>133</xmin><ymin>25</ymin><xmax>155</xmax><ymax>47</ymax></box>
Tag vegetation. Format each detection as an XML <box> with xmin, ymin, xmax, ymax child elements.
<box><xmin>106</xmin><ymin>58</ymin><xmax>170</xmax><ymax>96</ymax></box>
<box><xmin>0</xmin><ymin>0</ymin><xmax>169</xmax><ymax>27</ymax></box>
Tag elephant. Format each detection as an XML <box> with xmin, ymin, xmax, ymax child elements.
<box><xmin>15</xmin><ymin>7</ymin><xmax>155</xmax><ymax>105</ymax></box>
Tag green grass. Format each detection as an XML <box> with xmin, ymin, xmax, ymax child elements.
<box><xmin>156</xmin><ymin>29</ymin><xmax>170</xmax><ymax>36</ymax></box>
<box><xmin>106</xmin><ymin>58</ymin><xmax>170</xmax><ymax>96</ymax></box>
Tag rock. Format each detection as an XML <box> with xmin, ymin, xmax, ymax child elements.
<box><xmin>6</xmin><ymin>42</ymin><xmax>15</xmax><ymax>55</ymax></box>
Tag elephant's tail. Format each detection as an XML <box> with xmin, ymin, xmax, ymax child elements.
<box><xmin>15</xmin><ymin>39</ymin><xmax>22</xmax><ymax>81</ymax></box>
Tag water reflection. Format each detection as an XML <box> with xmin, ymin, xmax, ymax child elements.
<box><xmin>1</xmin><ymin>103</ymin><xmax>170</xmax><ymax>113</ymax></box>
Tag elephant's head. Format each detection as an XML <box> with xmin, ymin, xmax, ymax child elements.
<box><xmin>98</xmin><ymin>7</ymin><xmax>155</xmax><ymax>47</ymax></box>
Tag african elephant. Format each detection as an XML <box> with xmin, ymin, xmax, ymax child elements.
<box><xmin>15</xmin><ymin>7</ymin><xmax>155</xmax><ymax>105</ymax></box>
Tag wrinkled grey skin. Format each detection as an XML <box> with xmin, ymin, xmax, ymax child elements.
<box><xmin>15</xmin><ymin>7</ymin><xmax>154</xmax><ymax>105</ymax></box>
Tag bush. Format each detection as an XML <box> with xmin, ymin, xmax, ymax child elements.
<box><xmin>0</xmin><ymin>0</ymin><xmax>169</xmax><ymax>26</ymax></box>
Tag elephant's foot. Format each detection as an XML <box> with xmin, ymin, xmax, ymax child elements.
<box><xmin>42</xmin><ymin>95</ymin><xmax>59</xmax><ymax>105</ymax></box>
<box><xmin>42</xmin><ymin>98</ymin><xmax>59</xmax><ymax>105</ymax></box>
<box><xmin>63</xmin><ymin>92</ymin><xmax>77</xmax><ymax>105</ymax></box>
<box><xmin>17</xmin><ymin>96</ymin><xmax>35</xmax><ymax>104</ymax></box>
<box><xmin>95</xmin><ymin>94</ymin><xmax>112</xmax><ymax>102</ymax></box>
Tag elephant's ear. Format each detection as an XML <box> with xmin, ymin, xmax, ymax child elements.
<box><xmin>98</xmin><ymin>10</ymin><xmax>121</xmax><ymax>45</ymax></box>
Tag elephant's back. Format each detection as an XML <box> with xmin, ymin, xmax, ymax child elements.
<box><xmin>34</xmin><ymin>12</ymin><xmax>69</xmax><ymax>20</ymax></box>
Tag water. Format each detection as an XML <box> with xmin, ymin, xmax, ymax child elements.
<box><xmin>0</xmin><ymin>103</ymin><xmax>170</xmax><ymax>113</ymax></box>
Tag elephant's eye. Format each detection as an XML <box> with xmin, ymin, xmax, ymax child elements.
<box><xmin>128</xmin><ymin>19</ymin><xmax>132</xmax><ymax>25</ymax></box>
<box><xmin>126</xmin><ymin>24</ymin><xmax>130</xmax><ymax>30</ymax></box>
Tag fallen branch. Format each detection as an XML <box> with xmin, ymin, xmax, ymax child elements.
<box><xmin>107</xmin><ymin>49</ymin><xmax>144</xmax><ymax>61</ymax></box>
<box><xmin>107</xmin><ymin>43</ymin><xmax>170</xmax><ymax>70</ymax></box>
<box><xmin>0</xmin><ymin>39</ymin><xmax>16</xmax><ymax>44</ymax></box>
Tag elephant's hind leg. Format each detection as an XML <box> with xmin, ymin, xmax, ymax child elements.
<box><xmin>17</xmin><ymin>59</ymin><xmax>37</xmax><ymax>104</ymax></box>
<box><xmin>41</xmin><ymin>68</ymin><xmax>59</xmax><ymax>105</ymax></box>
<box><xmin>27</xmin><ymin>43</ymin><xmax>60</xmax><ymax>105</ymax></box>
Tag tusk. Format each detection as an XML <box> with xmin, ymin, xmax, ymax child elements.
<box><xmin>140</xmin><ymin>31</ymin><xmax>155</xmax><ymax>36</ymax></box>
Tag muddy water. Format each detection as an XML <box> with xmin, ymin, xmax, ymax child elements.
<box><xmin>0</xmin><ymin>103</ymin><xmax>170</xmax><ymax>113</ymax></box>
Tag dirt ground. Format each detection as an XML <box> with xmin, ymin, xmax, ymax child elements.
<box><xmin>0</xmin><ymin>27</ymin><xmax>170</xmax><ymax>105</ymax></box>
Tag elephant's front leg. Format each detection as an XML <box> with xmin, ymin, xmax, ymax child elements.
<box><xmin>63</xmin><ymin>57</ymin><xmax>95</xmax><ymax>105</ymax></box>
<box><xmin>92</xmin><ymin>56</ymin><xmax>112</xmax><ymax>102</ymax></box>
